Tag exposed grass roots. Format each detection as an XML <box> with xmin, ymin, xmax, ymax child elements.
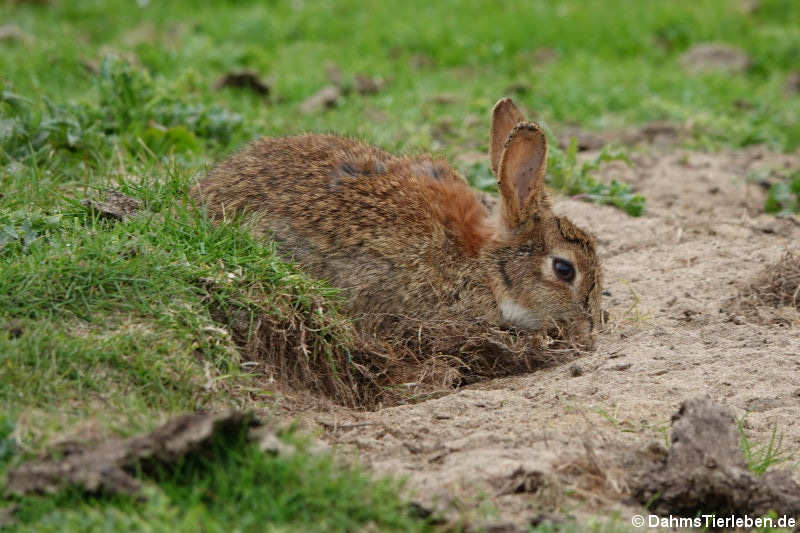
<box><xmin>213</xmin><ymin>296</ymin><xmax>576</xmax><ymax>408</ymax></box>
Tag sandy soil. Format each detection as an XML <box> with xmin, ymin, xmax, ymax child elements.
<box><xmin>288</xmin><ymin>146</ymin><xmax>800</xmax><ymax>528</ymax></box>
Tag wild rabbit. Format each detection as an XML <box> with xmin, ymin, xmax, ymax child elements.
<box><xmin>191</xmin><ymin>98</ymin><xmax>601</xmax><ymax>348</ymax></box>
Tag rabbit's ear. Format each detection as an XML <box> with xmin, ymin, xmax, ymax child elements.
<box><xmin>497</xmin><ymin>123</ymin><xmax>548</xmax><ymax>226</ymax></box>
<box><xmin>490</xmin><ymin>98</ymin><xmax>525</xmax><ymax>175</ymax></box>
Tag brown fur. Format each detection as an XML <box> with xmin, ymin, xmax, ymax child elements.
<box><xmin>191</xmin><ymin>98</ymin><xmax>602</xmax><ymax>347</ymax></box>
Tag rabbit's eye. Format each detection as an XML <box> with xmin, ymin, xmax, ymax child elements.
<box><xmin>553</xmin><ymin>258</ymin><xmax>575</xmax><ymax>283</ymax></box>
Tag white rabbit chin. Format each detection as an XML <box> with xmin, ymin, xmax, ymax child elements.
<box><xmin>499</xmin><ymin>299</ymin><xmax>542</xmax><ymax>331</ymax></box>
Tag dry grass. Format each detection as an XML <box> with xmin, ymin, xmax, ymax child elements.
<box><xmin>725</xmin><ymin>250</ymin><xmax>800</xmax><ymax>326</ymax></box>
<box><xmin>212</xmin><ymin>293</ymin><xmax>578</xmax><ymax>409</ymax></box>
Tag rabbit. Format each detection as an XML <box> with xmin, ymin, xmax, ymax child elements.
<box><xmin>191</xmin><ymin>98</ymin><xmax>602</xmax><ymax>348</ymax></box>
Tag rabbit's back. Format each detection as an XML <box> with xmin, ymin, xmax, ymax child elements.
<box><xmin>194</xmin><ymin>97</ymin><xmax>602</xmax><ymax>348</ymax></box>
<box><xmin>193</xmin><ymin>134</ymin><xmax>493</xmax><ymax>318</ymax></box>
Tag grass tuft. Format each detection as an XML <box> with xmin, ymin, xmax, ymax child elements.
<box><xmin>548</xmin><ymin>139</ymin><xmax>644</xmax><ymax>216</ymax></box>
<box><xmin>765</xmin><ymin>171</ymin><xmax>800</xmax><ymax>214</ymax></box>
<box><xmin>738</xmin><ymin>419</ymin><xmax>796</xmax><ymax>476</ymax></box>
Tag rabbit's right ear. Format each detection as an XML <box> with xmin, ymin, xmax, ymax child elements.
<box><xmin>497</xmin><ymin>123</ymin><xmax>548</xmax><ymax>227</ymax></box>
<box><xmin>490</xmin><ymin>98</ymin><xmax>525</xmax><ymax>175</ymax></box>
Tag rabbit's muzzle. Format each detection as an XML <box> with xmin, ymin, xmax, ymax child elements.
<box><xmin>498</xmin><ymin>297</ymin><xmax>596</xmax><ymax>350</ymax></box>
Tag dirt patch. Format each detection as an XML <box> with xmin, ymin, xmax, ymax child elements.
<box><xmin>679</xmin><ymin>43</ymin><xmax>751</xmax><ymax>74</ymax></box>
<box><xmin>724</xmin><ymin>250</ymin><xmax>800</xmax><ymax>326</ymax></box>
<box><xmin>0</xmin><ymin>24</ymin><xmax>34</xmax><ymax>44</ymax></box>
<box><xmin>6</xmin><ymin>411</ymin><xmax>258</xmax><ymax>496</ymax></box>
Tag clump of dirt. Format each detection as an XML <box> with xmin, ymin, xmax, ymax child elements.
<box><xmin>724</xmin><ymin>250</ymin><xmax>800</xmax><ymax>325</ymax></box>
<box><xmin>1</xmin><ymin>319</ymin><xmax>24</xmax><ymax>339</ymax></box>
<box><xmin>81</xmin><ymin>190</ymin><xmax>142</xmax><ymax>222</ymax></box>
<box><xmin>214</xmin><ymin>294</ymin><xmax>574</xmax><ymax>409</ymax></box>
<box><xmin>299</xmin><ymin>86</ymin><xmax>341</xmax><ymax>113</ymax></box>
<box><xmin>5</xmin><ymin>411</ymin><xmax>259</xmax><ymax>496</ymax></box>
<box><xmin>213</xmin><ymin>70</ymin><xmax>271</xmax><ymax>96</ymax></box>
<box><xmin>630</xmin><ymin>397</ymin><xmax>800</xmax><ymax>518</ymax></box>
<box><xmin>353</xmin><ymin>74</ymin><xmax>389</xmax><ymax>95</ymax></box>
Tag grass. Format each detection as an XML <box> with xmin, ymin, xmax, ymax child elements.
<box><xmin>3</xmin><ymin>1</ymin><xmax>800</xmax><ymax>151</ymax></box>
<box><xmin>765</xmin><ymin>170</ymin><xmax>800</xmax><ymax>214</ymax></box>
<box><xmin>0</xmin><ymin>183</ymin><xmax>350</xmax><ymax>440</ymax></box>
<box><xmin>738</xmin><ymin>419</ymin><xmax>797</xmax><ymax>476</ymax></box>
<box><xmin>1</xmin><ymin>0</ymin><xmax>799</xmax><ymax>530</ymax></box>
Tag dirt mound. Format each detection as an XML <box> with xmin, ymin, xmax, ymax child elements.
<box><xmin>631</xmin><ymin>397</ymin><xmax>800</xmax><ymax>519</ymax></box>
<box><xmin>6</xmin><ymin>411</ymin><xmax>258</xmax><ymax>496</ymax></box>
<box><xmin>725</xmin><ymin>250</ymin><xmax>800</xmax><ymax>325</ymax></box>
